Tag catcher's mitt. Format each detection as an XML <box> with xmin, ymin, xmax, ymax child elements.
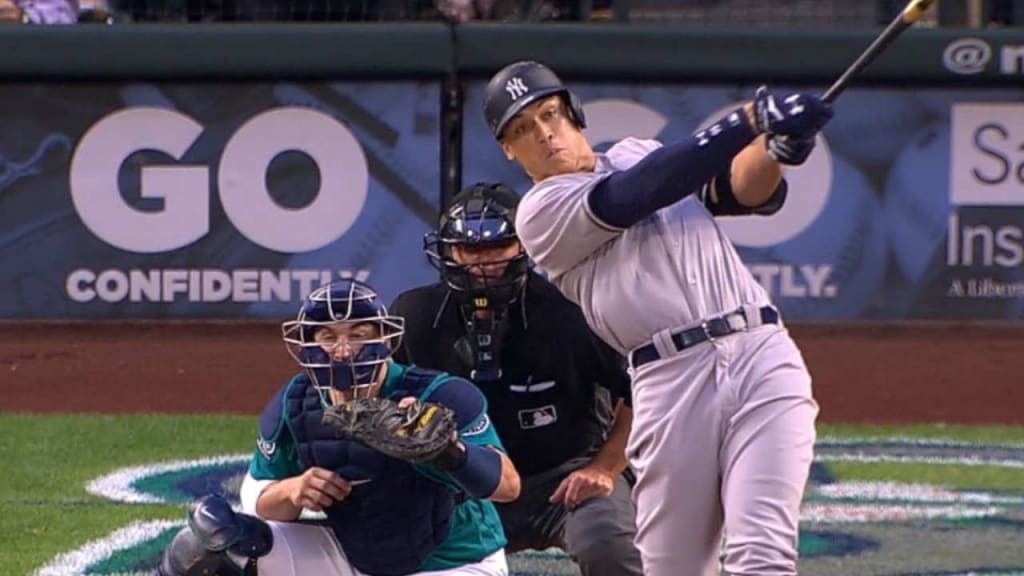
<box><xmin>322</xmin><ymin>397</ymin><xmax>458</xmax><ymax>464</ymax></box>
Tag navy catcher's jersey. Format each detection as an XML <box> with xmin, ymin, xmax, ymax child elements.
<box><xmin>391</xmin><ymin>271</ymin><xmax>631</xmax><ymax>477</ymax></box>
<box><xmin>249</xmin><ymin>362</ymin><xmax>507</xmax><ymax>572</ymax></box>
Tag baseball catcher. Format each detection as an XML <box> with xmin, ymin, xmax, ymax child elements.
<box><xmin>158</xmin><ymin>278</ymin><xmax>520</xmax><ymax>576</ymax></box>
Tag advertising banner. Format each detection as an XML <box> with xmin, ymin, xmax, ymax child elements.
<box><xmin>3</xmin><ymin>80</ymin><xmax>1022</xmax><ymax>320</ymax></box>
<box><xmin>0</xmin><ymin>82</ymin><xmax>441</xmax><ymax>318</ymax></box>
<box><xmin>462</xmin><ymin>82</ymin><xmax>1024</xmax><ymax>320</ymax></box>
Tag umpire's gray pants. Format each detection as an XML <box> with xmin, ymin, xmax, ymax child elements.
<box><xmin>495</xmin><ymin>457</ymin><xmax>643</xmax><ymax>576</ymax></box>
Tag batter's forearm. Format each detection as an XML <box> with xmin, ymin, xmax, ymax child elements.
<box><xmin>590</xmin><ymin>401</ymin><xmax>632</xmax><ymax>477</ymax></box>
<box><xmin>729</xmin><ymin>136</ymin><xmax>784</xmax><ymax>207</ymax></box>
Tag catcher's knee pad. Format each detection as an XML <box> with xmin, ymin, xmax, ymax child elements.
<box><xmin>187</xmin><ymin>495</ymin><xmax>273</xmax><ymax>559</ymax></box>
<box><xmin>158</xmin><ymin>495</ymin><xmax>273</xmax><ymax>576</ymax></box>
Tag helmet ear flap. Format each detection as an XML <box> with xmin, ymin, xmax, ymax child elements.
<box><xmin>566</xmin><ymin>90</ymin><xmax>586</xmax><ymax>129</ymax></box>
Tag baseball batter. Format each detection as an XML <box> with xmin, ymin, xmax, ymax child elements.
<box><xmin>482</xmin><ymin>61</ymin><xmax>833</xmax><ymax>575</ymax></box>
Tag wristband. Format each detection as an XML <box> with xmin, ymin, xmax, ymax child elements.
<box><xmin>445</xmin><ymin>442</ymin><xmax>501</xmax><ymax>499</ymax></box>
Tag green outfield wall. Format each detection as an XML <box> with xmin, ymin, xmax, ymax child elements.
<box><xmin>2</xmin><ymin>23</ymin><xmax>1022</xmax><ymax>83</ymax></box>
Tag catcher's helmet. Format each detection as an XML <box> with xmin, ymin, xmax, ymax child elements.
<box><xmin>424</xmin><ymin>182</ymin><xmax>530</xmax><ymax>297</ymax></box>
<box><xmin>282</xmin><ymin>279</ymin><xmax>404</xmax><ymax>401</ymax></box>
<box><xmin>483</xmin><ymin>60</ymin><xmax>586</xmax><ymax>140</ymax></box>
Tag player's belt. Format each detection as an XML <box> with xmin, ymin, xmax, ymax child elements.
<box><xmin>629</xmin><ymin>305</ymin><xmax>780</xmax><ymax>368</ymax></box>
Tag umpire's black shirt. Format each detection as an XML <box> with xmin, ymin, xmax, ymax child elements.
<box><xmin>391</xmin><ymin>272</ymin><xmax>631</xmax><ymax>477</ymax></box>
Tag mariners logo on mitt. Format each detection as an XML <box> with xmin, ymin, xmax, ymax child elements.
<box><xmin>322</xmin><ymin>397</ymin><xmax>458</xmax><ymax>463</ymax></box>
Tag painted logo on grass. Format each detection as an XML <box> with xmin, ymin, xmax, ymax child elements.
<box><xmin>84</xmin><ymin>454</ymin><xmax>251</xmax><ymax>505</ymax></box>
<box><xmin>38</xmin><ymin>439</ymin><xmax>1024</xmax><ymax>576</ymax></box>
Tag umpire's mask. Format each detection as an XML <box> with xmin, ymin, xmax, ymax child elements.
<box><xmin>424</xmin><ymin>182</ymin><xmax>530</xmax><ymax>382</ymax></box>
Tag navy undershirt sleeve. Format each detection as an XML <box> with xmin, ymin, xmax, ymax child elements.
<box><xmin>588</xmin><ymin>108</ymin><xmax>758</xmax><ymax>228</ymax></box>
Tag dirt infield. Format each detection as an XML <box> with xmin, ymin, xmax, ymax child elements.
<box><xmin>2</xmin><ymin>320</ymin><xmax>1021</xmax><ymax>424</ymax></box>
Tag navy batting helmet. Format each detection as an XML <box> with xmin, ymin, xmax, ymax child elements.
<box><xmin>483</xmin><ymin>60</ymin><xmax>586</xmax><ymax>140</ymax></box>
<box><xmin>282</xmin><ymin>279</ymin><xmax>404</xmax><ymax>401</ymax></box>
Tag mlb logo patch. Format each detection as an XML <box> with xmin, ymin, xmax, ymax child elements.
<box><xmin>518</xmin><ymin>405</ymin><xmax>557</xmax><ymax>429</ymax></box>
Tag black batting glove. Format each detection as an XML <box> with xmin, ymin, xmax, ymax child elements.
<box><xmin>753</xmin><ymin>86</ymin><xmax>833</xmax><ymax>139</ymax></box>
<box><xmin>766</xmin><ymin>134</ymin><xmax>817</xmax><ymax>166</ymax></box>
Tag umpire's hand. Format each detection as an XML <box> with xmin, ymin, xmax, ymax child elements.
<box><xmin>549</xmin><ymin>466</ymin><xmax>615</xmax><ymax>510</ymax></box>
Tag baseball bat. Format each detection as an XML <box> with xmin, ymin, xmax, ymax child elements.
<box><xmin>821</xmin><ymin>0</ymin><xmax>936</xmax><ymax>104</ymax></box>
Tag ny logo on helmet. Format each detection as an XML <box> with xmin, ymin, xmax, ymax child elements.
<box><xmin>505</xmin><ymin>77</ymin><xmax>529</xmax><ymax>100</ymax></box>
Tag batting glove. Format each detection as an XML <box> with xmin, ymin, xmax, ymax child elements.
<box><xmin>766</xmin><ymin>134</ymin><xmax>817</xmax><ymax>166</ymax></box>
<box><xmin>753</xmin><ymin>86</ymin><xmax>833</xmax><ymax>139</ymax></box>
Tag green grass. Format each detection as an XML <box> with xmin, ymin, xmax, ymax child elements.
<box><xmin>820</xmin><ymin>423</ymin><xmax>1024</xmax><ymax>492</ymax></box>
<box><xmin>826</xmin><ymin>461</ymin><xmax>1024</xmax><ymax>492</ymax></box>
<box><xmin>4</xmin><ymin>416</ymin><xmax>1024</xmax><ymax>575</ymax></box>
<box><xmin>0</xmin><ymin>414</ymin><xmax>256</xmax><ymax>576</ymax></box>
<box><xmin>820</xmin><ymin>423</ymin><xmax>1024</xmax><ymax>443</ymax></box>
<box><xmin>1</xmin><ymin>414</ymin><xmax>255</xmax><ymax>500</ymax></box>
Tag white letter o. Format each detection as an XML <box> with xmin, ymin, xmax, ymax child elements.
<box><xmin>218</xmin><ymin>107</ymin><xmax>369</xmax><ymax>253</ymax></box>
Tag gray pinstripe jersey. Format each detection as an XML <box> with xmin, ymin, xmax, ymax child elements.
<box><xmin>515</xmin><ymin>137</ymin><xmax>771</xmax><ymax>355</ymax></box>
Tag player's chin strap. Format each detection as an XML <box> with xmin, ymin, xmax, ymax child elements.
<box><xmin>454</xmin><ymin>292</ymin><xmax>512</xmax><ymax>383</ymax></box>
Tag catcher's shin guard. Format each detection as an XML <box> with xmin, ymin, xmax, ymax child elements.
<box><xmin>158</xmin><ymin>495</ymin><xmax>273</xmax><ymax>576</ymax></box>
<box><xmin>158</xmin><ymin>527</ymin><xmax>244</xmax><ymax>576</ymax></box>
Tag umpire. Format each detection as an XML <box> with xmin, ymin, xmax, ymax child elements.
<box><xmin>391</xmin><ymin>182</ymin><xmax>642</xmax><ymax>576</ymax></box>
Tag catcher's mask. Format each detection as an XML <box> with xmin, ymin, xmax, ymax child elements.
<box><xmin>282</xmin><ymin>279</ymin><xmax>404</xmax><ymax>403</ymax></box>
<box><xmin>425</xmin><ymin>182</ymin><xmax>530</xmax><ymax>382</ymax></box>
<box><xmin>425</xmin><ymin>182</ymin><xmax>529</xmax><ymax>301</ymax></box>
